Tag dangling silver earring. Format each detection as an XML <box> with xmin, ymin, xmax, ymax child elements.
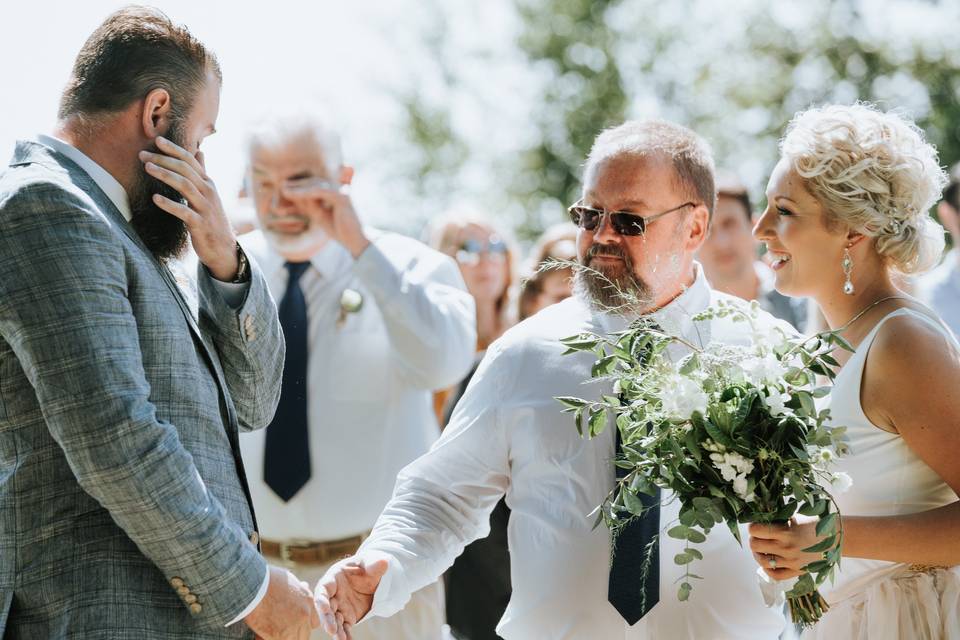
<box><xmin>842</xmin><ymin>246</ymin><xmax>855</xmax><ymax>295</ymax></box>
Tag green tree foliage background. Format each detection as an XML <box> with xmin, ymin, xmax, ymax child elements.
<box><xmin>394</xmin><ymin>0</ymin><xmax>960</xmax><ymax>241</ymax></box>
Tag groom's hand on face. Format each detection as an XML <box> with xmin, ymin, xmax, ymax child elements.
<box><xmin>244</xmin><ymin>566</ymin><xmax>320</xmax><ymax>640</ymax></box>
<box><xmin>314</xmin><ymin>557</ymin><xmax>389</xmax><ymax>639</ymax></box>
<box><xmin>139</xmin><ymin>136</ymin><xmax>241</xmax><ymax>281</ymax></box>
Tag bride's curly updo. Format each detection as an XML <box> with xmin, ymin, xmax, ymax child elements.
<box><xmin>780</xmin><ymin>103</ymin><xmax>947</xmax><ymax>274</ymax></box>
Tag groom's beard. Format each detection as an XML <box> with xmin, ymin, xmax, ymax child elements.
<box><xmin>575</xmin><ymin>242</ymin><xmax>652</xmax><ymax>312</ymax></box>
<box><xmin>128</xmin><ymin>120</ymin><xmax>190</xmax><ymax>263</ymax></box>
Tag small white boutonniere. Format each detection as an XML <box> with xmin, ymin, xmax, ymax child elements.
<box><xmin>337</xmin><ymin>288</ymin><xmax>364</xmax><ymax>328</ymax></box>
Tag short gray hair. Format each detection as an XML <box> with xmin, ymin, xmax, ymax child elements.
<box><xmin>244</xmin><ymin>108</ymin><xmax>343</xmax><ymax>171</ymax></box>
<box><xmin>585</xmin><ymin>120</ymin><xmax>717</xmax><ymax>216</ymax></box>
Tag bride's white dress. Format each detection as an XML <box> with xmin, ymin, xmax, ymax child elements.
<box><xmin>807</xmin><ymin>308</ymin><xmax>960</xmax><ymax>639</ymax></box>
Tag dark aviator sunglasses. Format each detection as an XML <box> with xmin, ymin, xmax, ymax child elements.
<box><xmin>568</xmin><ymin>200</ymin><xmax>696</xmax><ymax>236</ymax></box>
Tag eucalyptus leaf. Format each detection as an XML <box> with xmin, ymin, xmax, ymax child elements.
<box><xmin>802</xmin><ymin>535</ymin><xmax>836</xmax><ymax>554</ymax></box>
<box><xmin>623</xmin><ymin>489</ymin><xmax>645</xmax><ymax>515</ymax></box>
<box><xmin>588</xmin><ymin>408</ymin><xmax>608</xmax><ymax>437</ymax></box>
<box><xmin>727</xmin><ymin>519</ymin><xmax>743</xmax><ymax>545</ymax></box>
<box><xmin>796</xmin><ymin>391</ymin><xmax>816</xmax><ymax>417</ymax></box>
<box><xmin>804</xmin><ymin>560</ymin><xmax>831</xmax><ymax>574</ymax></box>
<box><xmin>829</xmin><ymin>333</ymin><xmax>855</xmax><ymax>352</ymax></box>
<box><xmin>686</xmin><ymin>529</ymin><xmax>707</xmax><ymax>544</ymax></box>
<box><xmin>556</xmin><ymin>396</ymin><xmax>588</xmax><ymax>409</ymax></box>
<box><xmin>798</xmin><ymin>499</ymin><xmax>827</xmax><ymax>517</ymax></box>
<box><xmin>788</xmin><ymin>573</ymin><xmax>816</xmax><ymax>596</ymax></box>
<box><xmin>591</xmin><ymin>355</ymin><xmax>618</xmax><ymax>378</ymax></box>
<box><xmin>679</xmin><ymin>354</ymin><xmax>701</xmax><ymax>375</ymax></box>
<box><xmin>667</xmin><ymin>525</ymin><xmax>691</xmax><ymax>539</ymax></box>
<box><xmin>815</xmin><ymin>512</ymin><xmax>839</xmax><ymax>537</ymax></box>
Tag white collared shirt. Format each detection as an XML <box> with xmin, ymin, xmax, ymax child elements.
<box><xmin>38</xmin><ymin>134</ymin><xmax>132</xmax><ymax>217</ymax></box>
<box><xmin>239</xmin><ymin>229</ymin><xmax>476</xmax><ymax>541</ymax></box>
<box><xmin>358</xmin><ymin>266</ymin><xmax>788</xmax><ymax>639</ymax></box>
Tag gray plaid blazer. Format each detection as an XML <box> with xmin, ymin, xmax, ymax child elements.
<box><xmin>0</xmin><ymin>141</ymin><xmax>284</xmax><ymax>638</ymax></box>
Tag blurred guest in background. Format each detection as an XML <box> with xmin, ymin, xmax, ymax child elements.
<box><xmin>916</xmin><ymin>162</ymin><xmax>960</xmax><ymax>336</ymax></box>
<box><xmin>518</xmin><ymin>222</ymin><xmax>578</xmax><ymax>321</ymax></box>
<box><xmin>430</xmin><ymin>213</ymin><xmax>516</xmax><ymax>422</ymax></box>
<box><xmin>238</xmin><ymin>111</ymin><xmax>476</xmax><ymax>640</ymax></box>
<box><xmin>429</xmin><ymin>212</ymin><xmax>516</xmax><ymax>640</ymax></box>
<box><xmin>431</xmin><ymin>214</ymin><xmax>515</xmax><ymax>352</ymax></box>
<box><xmin>229</xmin><ymin>183</ymin><xmax>259</xmax><ymax>236</ymax></box>
<box><xmin>696</xmin><ymin>173</ymin><xmax>807</xmax><ymax>330</ymax></box>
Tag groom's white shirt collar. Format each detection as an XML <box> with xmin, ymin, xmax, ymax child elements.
<box><xmin>37</xmin><ymin>134</ymin><xmax>132</xmax><ymax>222</ymax></box>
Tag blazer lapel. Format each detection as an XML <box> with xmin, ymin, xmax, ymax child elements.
<box><xmin>16</xmin><ymin>142</ymin><xmax>240</xmax><ymax>433</ymax></box>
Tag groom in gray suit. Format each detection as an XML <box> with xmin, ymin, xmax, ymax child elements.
<box><xmin>0</xmin><ymin>7</ymin><xmax>321</xmax><ymax>639</ymax></box>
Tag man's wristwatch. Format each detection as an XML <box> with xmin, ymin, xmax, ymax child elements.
<box><xmin>232</xmin><ymin>243</ymin><xmax>250</xmax><ymax>283</ymax></box>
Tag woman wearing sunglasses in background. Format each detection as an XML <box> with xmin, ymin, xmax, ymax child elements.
<box><xmin>430</xmin><ymin>213</ymin><xmax>516</xmax><ymax>365</ymax></box>
<box><xmin>428</xmin><ymin>211</ymin><xmax>517</xmax><ymax>640</ymax></box>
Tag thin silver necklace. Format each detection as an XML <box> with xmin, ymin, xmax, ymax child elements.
<box><xmin>838</xmin><ymin>295</ymin><xmax>911</xmax><ymax>332</ymax></box>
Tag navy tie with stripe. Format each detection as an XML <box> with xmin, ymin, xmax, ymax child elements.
<box><xmin>608</xmin><ymin>427</ymin><xmax>661</xmax><ymax>624</ymax></box>
<box><xmin>264</xmin><ymin>261</ymin><xmax>312</xmax><ymax>502</ymax></box>
<box><xmin>608</xmin><ymin>323</ymin><xmax>661</xmax><ymax>624</ymax></box>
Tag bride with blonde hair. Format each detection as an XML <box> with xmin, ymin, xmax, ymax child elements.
<box><xmin>750</xmin><ymin>103</ymin><xmax>960</xmax><ymax>639</ymax></box>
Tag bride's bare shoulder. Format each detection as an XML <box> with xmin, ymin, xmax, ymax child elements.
<box><xmin>864</xmin><ymin>310</ymin><xmax>960</xmax><ymax>424</ymax></box>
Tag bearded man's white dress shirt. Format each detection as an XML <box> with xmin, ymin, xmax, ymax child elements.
<box><xmin>353</xmin><ymin>266</ymin><xmax>788</xmax><ymax>640</ymax></box>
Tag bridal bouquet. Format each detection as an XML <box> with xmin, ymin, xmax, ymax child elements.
<box><xmin>558</xmin><ymin>299</ymin><xmax>850</xmax><ymax>627</ymax></box>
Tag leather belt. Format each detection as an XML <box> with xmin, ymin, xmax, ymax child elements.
<box><xmin>261</xmin><ymin>533</ymin><xmax>368</xmax><ymax>566</ymax></box>
<box><xmin>908</xmin><ymin>563</ymin><xmax>948</xmax><ymax>573</ymax></box>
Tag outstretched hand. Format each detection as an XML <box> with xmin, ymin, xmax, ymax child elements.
<box><xmin>314</xmin><ymin>557</ymin><xmax>389</xmax><ymax>639</ymax></box>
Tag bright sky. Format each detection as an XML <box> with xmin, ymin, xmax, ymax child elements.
<box><xmin>0</xmin><ymin>1</ymin><xmax>523</xmax><ymax>232</ymax></box>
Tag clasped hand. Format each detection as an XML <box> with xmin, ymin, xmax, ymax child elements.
<box><xmin>313</xmin><ymin>556</ymin><xmax>389</xmax><ymax>640</ymax></box>
<box><xmin>244</xmin><ymin>566</ymin><xmax>321</xmax><ymax>640</ymax></box>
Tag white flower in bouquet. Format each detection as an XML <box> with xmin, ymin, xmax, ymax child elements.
<box><xmin>659</xmin><ymin>374</ymin><xmax>709</xmax><ymax>420</ymax></box>
<box><xmin>831</xmin><ymin>471</ymin><xmax>853</xmax><ymax>494</ymax></box>
<box><xmin>763</xmin><ymin>388</ymin><xmax>791</xmax><ymax>416</ymax></box>
<box><xmin>743</xmin><ymin>353</ymin><xmax>788</xmax><ymax>386</ymax></box>
<box><xmin>707</xmin><ymin>446</ymin><xmax>756</xmax><ymax>501</ymax></box>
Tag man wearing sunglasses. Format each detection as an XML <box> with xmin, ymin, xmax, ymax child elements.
<box><xmin>315</xmin><ymin>121</ymin><xmax>789</xmax><ymax>640</ymax></box>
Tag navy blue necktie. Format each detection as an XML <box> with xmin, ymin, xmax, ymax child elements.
<box><xmin>608</xmin><ymin>325</ymin><xmax>661</xmax><ymax>625</ymax></box>
<box><xmin>264</xmin><ymin>261</ymin><xmax>311</xmax><ymax>502</ymax></box>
